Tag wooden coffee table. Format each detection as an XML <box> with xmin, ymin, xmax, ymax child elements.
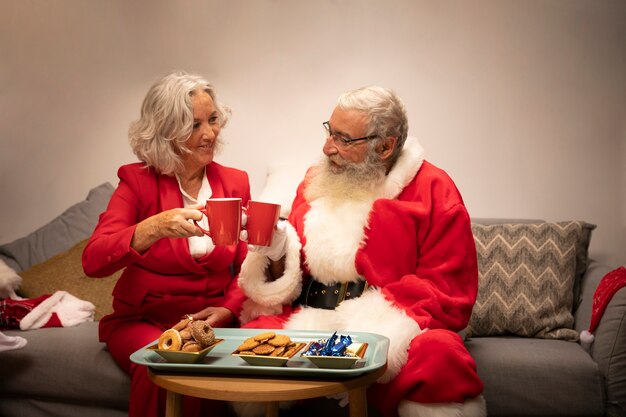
<box><xmin>148</xmin><ymin>364</ymin><xmax>386</xmax><ymax>417</ymax></box>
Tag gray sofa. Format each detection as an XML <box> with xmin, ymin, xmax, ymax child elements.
<box><xmin>0</xmin><ymin>183</ymin><xmax>624</xmax><ymax>417</ymax></box>
<box><xmin>464</xmin><ymin>223</ymin><xmax>625</xmax><ymax>417</ymax></box>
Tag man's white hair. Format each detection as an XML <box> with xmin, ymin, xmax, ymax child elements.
<box><xmin>337</xmin><ymin>86</ymin><xmax>408</xmax><ymax>167</ymax></box>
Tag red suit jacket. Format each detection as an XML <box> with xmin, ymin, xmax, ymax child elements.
<box><xmin>238</xmin><ymin>138</ymin><xmax>483</xmax><ymax>416</ymax></box>
<box><xmin>83</xmin><ymin>162</ymin><xmax>250</xmax><ymax>343</ymax></box>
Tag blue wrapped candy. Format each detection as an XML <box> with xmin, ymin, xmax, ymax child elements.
<box><xmin>305</xmin><ymin>332</ymin><xmax>353</xmax><ymax>357</ymax></box>
<box><xmin>304</xmin><ymin>341</ymin><xmax>325</xmax><ymax>356</ymax></box>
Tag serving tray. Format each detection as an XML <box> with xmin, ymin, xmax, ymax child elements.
<box><xmin>130</xmin><ymin>328</ymin><xmax>389</xmax><ymax>378</ymax></box>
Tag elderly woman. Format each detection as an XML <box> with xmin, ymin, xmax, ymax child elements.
<box><xmin>82</xmin><ymin>71</ymin><xmax>250</xmax><ymax>417</ymax></box>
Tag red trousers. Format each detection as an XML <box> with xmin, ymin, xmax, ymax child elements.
<box><xmin>368</xmin><ymin>329</ymin><xmax>483</xmax><ymax>417</ymax></box>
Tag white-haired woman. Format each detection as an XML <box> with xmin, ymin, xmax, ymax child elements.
<box><xmin>83</xmin><ymin>71</ymin><xmax>249</xmax><ymax>417</ymax></box>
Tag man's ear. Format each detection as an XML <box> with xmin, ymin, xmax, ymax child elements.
<box><xmin>377</xmin><ymin>136</ymin><xmax>397</xmax><ymax>161</ymax></box>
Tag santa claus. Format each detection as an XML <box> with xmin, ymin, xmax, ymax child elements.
<box><xmin>238</xmin><ymin>86</ymin><xmax>486</xmax><ymax>417</ymax></box>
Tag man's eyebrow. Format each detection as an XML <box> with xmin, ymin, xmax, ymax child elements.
<box><xmin>328</xmin><ymin>123</ymin><xmax>352</xmax><ymax>139</ymax></box>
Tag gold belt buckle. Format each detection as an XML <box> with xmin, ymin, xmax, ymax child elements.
<box><xmin>336</xmin><ymin>282</ymin><xmax>349</xmax><ymax>306</ymax></box>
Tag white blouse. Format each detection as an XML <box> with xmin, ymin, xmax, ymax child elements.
<box><xmin>177</xmin><ymin>169</ymin><xmax>215</xmax><ymax>258</ymax></box>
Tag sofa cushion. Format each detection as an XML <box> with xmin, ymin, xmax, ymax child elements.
<box><xmin>17</xmin><ymin>239</ymin><xmax>120</xmax><ymax>321</ymax></box>
<box><xmin>469</xmin><ymin>221</ymin><xmax>587</xmax><ymax>340</ymax></box>
<box><xmin>471</xmin><ymin>218</ymin><xmax>596</xmax><ymax>312</ymax></box>
<box><xmin>0</xmin><ymin>321</ymin><xmax>129</xmax><ymax>409</ymax></box>
<box><xmin>465</xmin><ymin>336</ymin><xmax>605</xmax><ymax>417</ymax></box>
<box><xmin>0</xmin><ymin>183</ymin><xmax>114</xmax><ymax>272</ymax></box>
<box><xmin>0</xmin><ymin>399</ymin><xmax>127</xmax><ymax>417</ymax></box>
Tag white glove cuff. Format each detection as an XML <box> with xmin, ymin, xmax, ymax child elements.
<box><xmin>248</xmin><ymin>221</ymin><xmax>289</xmax><ymax>261</ymax></box>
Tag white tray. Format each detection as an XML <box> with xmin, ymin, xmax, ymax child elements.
<box><xmin>130</xmin><ymin>328</ymin><xmax>389</xmax><ymax>378</ymax></box>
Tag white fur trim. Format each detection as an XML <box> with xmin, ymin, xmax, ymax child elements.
<box><xmin>462</xmin><ymin>396</ymin><xmax>487</xmax><ymax>417</ymax></box>
<box><xmin>19</xmin><ymin>292</ymin><xmax>62</xmax><ymax>330</ymax></box>
<box><xmin>580</xmin><ymin>330</ymin><xmax>595</xmax><ymax>351</ymax></box>
<box><xmin>285</xmin><ymin>289</ymin><xmax>422</xmax><ymax>383</ymax></box>
<box><xmin>303</xmin><ymin>197</ymin><xmax>374</xmax><ymax>284</ymax></box>
<box><xmin>398</xmin><ymin>395</ymin><xmax>486</xmax><ymax>417</ymax></box>
<box><xmin>238</xmin><ymin>223</ymin><xmax>303</xmax><ymax>323</ymax></box>
<box><xmin>0</xmin><ymin>259</ymin><xmax>22</xmax><ymax>299</ymax></box>
<box><xmin>0</xmin><ymin>331</ymin><xmax>27</xmax><ymax>352</ymax></box>
<box><xmin>229</xmin><ymin>401</ymin><xmax>265</xmax><ymax>417</ymax></box>
<box><xmin>380</xmin><ymin>137</ymin><xmax>425</xmax><ymax>200</ymax></box>
<box><xmin>229</xmin><ymin>400</ymin><xmax>295</xmax><ymax>417</ymax></box>
<box><xmin>284</xmin><ymin>306</ymin><xmax>342</xmax><ymax>331</ymax></box>
<box><xmin>19</xmin><ymin>291</ymin><xmax>94</xmax><ymax>330</ymax></box>
<box><xmin>335</xmin><ymin>290</ymin><xmax>422</xmax><ymax>383</ymax></box>
<box><xmin>52</xmin><ymin>291</ymin><xmax>95</xmax><ymax>327</ymax></box>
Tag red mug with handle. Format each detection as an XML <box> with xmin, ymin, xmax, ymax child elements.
<box><xmin>194</xmin><ymin>198</ymin><xmax>242</xmax><ymax>246</ymax></box>
<box><xmin>243</xmin><ymin>201</ymin><xmax>281</xmax><ymax>246</ymax></box>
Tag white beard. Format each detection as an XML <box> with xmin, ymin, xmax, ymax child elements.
<box><xmin>302</xmin><ymin>154</ymin><xmax>386</xmax><ymax>285</ymax></box>
<box><xmin>304</xmin><ymin>153</ymin><xmax>386</xmax><ymax>203</ymax></box>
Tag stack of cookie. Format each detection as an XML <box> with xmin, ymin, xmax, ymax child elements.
<box><xmin>234</xmin><ymin>331</ymin><xmax>302</xmax><ymax>358</ymax></box>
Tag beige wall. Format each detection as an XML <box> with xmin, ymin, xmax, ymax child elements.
<box><xmin>1</xmin><ymin>0</ymin><xmax>625</xmax><ymax>266</ymax></box>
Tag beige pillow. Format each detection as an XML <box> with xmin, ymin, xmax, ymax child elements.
<box><xmin>18</xmin><ymin>239</ymin><xmax>121</xmax><ymax>321</ymax></box>
<box><xmin>469</xmin><ymin>221</ymin><xmax>586</xmax><ymax>340</ymax></box>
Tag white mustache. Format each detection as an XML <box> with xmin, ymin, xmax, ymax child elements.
<box><xmin>328</xmin><ymin>155</ymin><xmax>347</xmax><ymax>166</ymax></box>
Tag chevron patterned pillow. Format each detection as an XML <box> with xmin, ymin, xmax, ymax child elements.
<box><xmin>468</xmin><ymin>221</ymin><xmax>587</xmax><ymax>340</ymax></box>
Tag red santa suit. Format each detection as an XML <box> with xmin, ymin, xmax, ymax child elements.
<box><xmin>83</xmin><ymin>161</ymin><xmax>249</xmax><ymax>417</ymax></box>
<box><xmin>238</xmin><ymin>138</ymin><xmax>484</xmax><ymax>417</ymax></box>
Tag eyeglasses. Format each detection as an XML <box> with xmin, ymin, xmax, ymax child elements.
<box><xmin>323</xmin><ymin>121</ymin><xmax>377</xmax><ymax>146</ymax></box>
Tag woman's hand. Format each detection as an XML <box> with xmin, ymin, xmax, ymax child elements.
<box><xmin>131</xmin><ymin>205</ymin><xmax>205</xmax><ymax>253</ymax></box>
<box><xmin>191</xmin><ymin>306</ymin><xmax>236</xmax><ymax>328</ymax></box>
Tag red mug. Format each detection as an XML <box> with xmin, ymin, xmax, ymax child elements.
<box><xmin>244</xmin><ymin>201</ymin><xmax>281</xmax><ymax>246</ymax></box>
<box><xmin>194</xmin><ymin>198</ymin><xmax>242</xmax><ymax>246</ymax></box>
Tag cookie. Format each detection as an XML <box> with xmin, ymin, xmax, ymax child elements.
<box><xmin>252</xmin><ymin>344</ymin><xmax>275</xmax><ymax>355</ymax></box>
<box><xmin>268</xmin><ymin>334</ymin><xmax>291</xmax><ymax>347</ymax></box>
<box><xmin>283</xmin><ymin>345</ymin><xmax>300</xmax><ymax>358</ymax></box>
<box><xmin>253</xmin><ymin>332</ymin><xmax>276</xmax><ymax>342</ymax></box>
<box><xmin>269</xmin><ymin>346</ymin><xmax>286</xmax><ymax>357</ymax></box>
<box><xmin>237</xmin><ymin>338</ymin><xmax>260</xmax><ymax>352</ymax></box>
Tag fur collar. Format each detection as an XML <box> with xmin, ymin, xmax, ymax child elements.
<box><xmin>379</xmin><ymin>137</ymin><xmax>425</xmax><ymax>199</ymax></box>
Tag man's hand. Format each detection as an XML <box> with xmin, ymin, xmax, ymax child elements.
<box><xmin>245</xmin><ymin>220</ymin><xmax>288</xmax><ymax>261</ymax></box>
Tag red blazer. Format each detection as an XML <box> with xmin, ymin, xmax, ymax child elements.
<box><xmin>82</xmin><ymin>162</ymin><xmax>250</xmax><ymax>338</ymax></box>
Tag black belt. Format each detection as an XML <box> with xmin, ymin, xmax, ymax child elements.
<box><xmin>298</xmin><ymin>277</ymin><xmax>368</xmax><ymax>310</ymax></box>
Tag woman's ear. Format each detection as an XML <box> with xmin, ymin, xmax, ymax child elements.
<box><xmin>377</xmin><ymin>136</ymin><xmax>397</xmax><ymax>161</ymax></box>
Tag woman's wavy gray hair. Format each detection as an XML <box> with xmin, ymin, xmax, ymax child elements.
<box><xmin>337</xmin><ymin>86</ymin><xmax>408</xmax><ymax>167</ymax></box>
<box><xmin>129</xmin><ymin>71</ymin><xmax>231</xmax><ymax>175</ymax></box>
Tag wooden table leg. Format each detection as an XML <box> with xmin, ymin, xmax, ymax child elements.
<box><xmin>265</xmin><ymin>401</ymin><xmax>279</xmax><ymax>417</ymax></box>
<box><xmin>348</xmin><ymin>387</ymin><xmax>368</xmax><ymax>417</ymax></box>
<box><xmin>164</xmin><ymin>390</ymin><xmax>183</xmax><ymax>417</ymax></box>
